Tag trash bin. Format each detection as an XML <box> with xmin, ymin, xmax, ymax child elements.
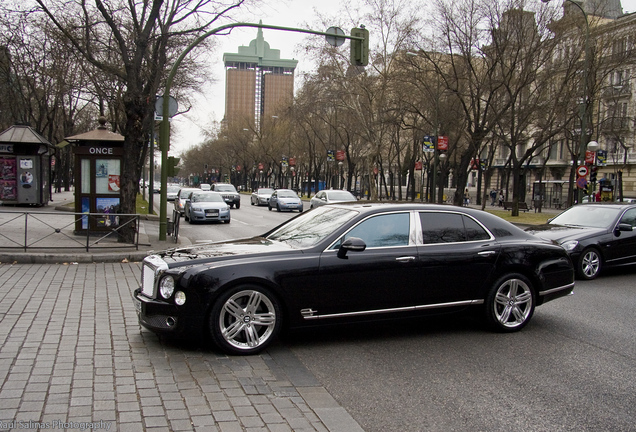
<box><xmin>167</xmin><ymin>219</ymin><xmax>174</xmax><ymax>235</ymax></box>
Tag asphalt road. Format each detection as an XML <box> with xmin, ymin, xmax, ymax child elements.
<box><xmin>160</xmin><ymin>193</ymin><xmax>299</xmax><ymax>243</ymax></box>
<box><xmin>157</xmin><ymin>192</ymin><xmax>636</xmax><ymax>431</ymax></box>
<box><xmin>285</xmin><ymin>268</ymin><xmax>636</xmax><ymax>432</ymax></box>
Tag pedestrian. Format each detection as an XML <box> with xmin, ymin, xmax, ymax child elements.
<box><xmin>490</xmin><ymin>189</ymin><xmax>497</xmax><ymax>206</ymax></box>
<box><xmin>464</xmin><ymin>188</ymin><xmax>470</xmax><ymax>206</ymax></box>
<box><xmin>498</xmin><ymin>190</ymin><xmax>504</xmax><ymax>207</ymax></box>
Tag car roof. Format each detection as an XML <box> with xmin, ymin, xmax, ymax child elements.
<box><xmin>324</xmin><ymin>202</ymin><xmax>532</xmax><ymax>238</ymax></box>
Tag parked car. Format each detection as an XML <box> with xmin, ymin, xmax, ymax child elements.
<box><xmin>175</xmin><ymin>187</ymin><xmax>199</xmax><ymax>215</ymax></box>
<box><xmin>526</xmin><ymin>203</ymin><xmax>636</xmax><ymax>280</ymax></box>
<box><xmin>166</xmin><ymin>185</ymin><xmax>180</xmax><ymax>201</ymax></box>
<box><xmin>268</xmin><ymin>189</ymin><xmax>303</xmax><ymax>212</ymax></box>
<box><xmin>200</xmin><ymin>183</ymin><xmax>211</xmax><ymax>191</ymax></box>
<box><xmin>211</xmin><ymin>183</ymin><xmax>241</xmax><ymax>208</ymax></box>
<box><xmin>134</xmin><ymin>203</ymin><xmax>575</xmax><ymax>355</ymax></box>
<box><xmin>251</xmin><ymin>188</ymin><xmax>274</xmax><ymax>206</ymax></box>
<box><xmin>184</xmin><ymin>191</ymin><xmax>230</xmax><ymax>224</ymax></box>
<box><xmin>310</xmin><ymin>189</ymin><xmax>357</xmax><ymax>208</ymax></box>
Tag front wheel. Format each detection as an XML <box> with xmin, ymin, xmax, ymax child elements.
<box><xmin>577</xmin><ymin>247</ymin><xmax>601</xmax><ymax>280</ymax></box>
<box><xmin>209</xmin><ymin>285</ymin><xmax>282</xmax><ymax>355</ymax></box>
<box><xmin>484</xmin><ymin>274</ymin><xmax>535</xmax><ymax>332</ymax></box>
<box><xmin>235</xmin><ymin>201</ymin><xmax>241</xmax><ymax>209</ymax></box>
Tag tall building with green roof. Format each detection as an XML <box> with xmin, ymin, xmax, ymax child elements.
<box><xmin>223</xmin><ymin>25</ymin><xmax>298</xmax><ymax>130</ymax></box>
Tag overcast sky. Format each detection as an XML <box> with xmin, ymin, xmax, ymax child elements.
<box><xmin>168</xmin><ymin>0</ymin><xmax>636</xmax><ymax>156</ymax></box>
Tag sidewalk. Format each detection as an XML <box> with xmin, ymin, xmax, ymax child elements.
<box><xmin>0</xmin><ymin>190</ymin><xmax>179</xmax><ymax>264</ymax></box>
<box><xmin>0</xmin><ymin>262</ymin><xmax>364</xmax><ymax>432</ymax></box>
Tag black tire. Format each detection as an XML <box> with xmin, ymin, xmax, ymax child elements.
<box><xmin>268</xmin><ymin>204</ymin><xmax>272</xmax><ymax>211</ymax></box>
<box><xmin>577</xmin><ymin>247</ymin><xmax>601</xmax><ymax>280</ymax></box>
<box><xmin>236</xmin><ymin>201</ymin><xmax>241</xmax><ymax>209</ymax></box>
<box><xmin>209</xmin><ymin>285</ymin><xmax>281</xmax><ymax>355</ymax></box>
<box><xmin>184</xmin><ymin>211</ymin><xmax>189</xmax><ymax>222</ymax></box>
<box><xmin>276</xmin><ymin>204</ymin><xmax>281</xmax><ymax>212</ymax></box>
<box><xmin>484</xmin><ymin>273</ymin><xmax>535</xmax><ymax>332</ymax></box>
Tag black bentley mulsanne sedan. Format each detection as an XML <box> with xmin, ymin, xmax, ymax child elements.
<box><xmin>134</xmin><ymin>203</ymin><xmax>575</xmax><ymax>355</ymax></box>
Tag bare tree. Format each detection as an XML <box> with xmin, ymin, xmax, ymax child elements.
<box><xmin>30</xmin><ymin>0</ymin><xmax>246</xmax><ymax>239</ymax></box>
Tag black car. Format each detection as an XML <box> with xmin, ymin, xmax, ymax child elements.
<box><xmin>526</xmin><ymin>203</ymin><xmax>636</xmax><ymax>280</ymax></box>
<box><xmin>211</xmin><ymin>183</ymin><xmax>241</xmax><ymax>208</ymax></box>
<box><xmin>134</xmin><ymin>203</ymin><xmax>574</xmax><ymax>355</ymax></box>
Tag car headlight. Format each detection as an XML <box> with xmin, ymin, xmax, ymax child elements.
<box><xmin>160</xmin><ymin>276</ymin><xmax>175</xmax><ymax>299</ymax></box>
<box><xmin>192</xmin><ymin>206</ymin><xmax>202</xmax><ymax>212</ymax></box>
<box><xmin>561</xmin><ymin>240</ymin><xmax>579</xmax><ymax>252</ymax></box>
<box><xmin>174</xmin><ymin>291</ymin><xmax>186</xmax><ymax>306</ymax></box>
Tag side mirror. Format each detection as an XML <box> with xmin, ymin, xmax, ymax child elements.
<box><xmin>337</xmin><ymin>237</ymin><xmax>367</xmax><ymax>259</ymax></box>
<box><xmin>616</xmin><ymin>223</ymin><xmax>633</xmax><ymax>233</ymax></box>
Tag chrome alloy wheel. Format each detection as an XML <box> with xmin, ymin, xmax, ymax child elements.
<box><xmin>491</xmin><ymin>277</ymin><xmax>534</xmax><ymax>330</ymax></box>
<box><xmin>579</xmin><ymin>248</ymin><xmax>601</xmax><ymax>280</ymax></box>
<box><xmin>218</xmin><ymin>289</ymin><xmax>278</xmax><ymax>351</ymax></box>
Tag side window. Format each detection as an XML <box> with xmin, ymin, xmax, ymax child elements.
<box><xmin>463</xmin><ymin>215</ymin><xmax>491</xmax><ymax>241</ymax></box>
<box><xmin>339</xmin><ymin>213</ymin><xmax>411</xmax><ymax>248</ymax></box>
<box><xmin>620</xmin><ymin>209</ymin><xmax>636</xmax><ymax>227</ymax></box>
<box><xmin>419</xmin><ymin>212</ymin><xmax>490</xmax><ymax>244</ymax></box>
<box><xmin>420</xmin><ymin>212</ymin><xmax>465</xmax><ymax>244</ymax></box>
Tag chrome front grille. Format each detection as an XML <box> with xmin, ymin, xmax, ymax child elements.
<box><xmin>140</xmin><ymin>255</ymin><xmax>169</xmax><ymax>298</ymax></box>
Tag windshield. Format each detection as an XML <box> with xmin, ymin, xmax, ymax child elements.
<box><xmin>550</xmin><ymin>205</ymin><xmax>622</xmax><ymax>228</ymax></box>
<box><xmin>167</xmin><ymin>186</ymin><xmax>180</xmax><ymax>193</ymax></box>
<box><xmin>258</xmin><ymin>188</ymin><xmax>274</xmax><ymax>195</ymax></box>
<box><xmin>267</xmin><ymin>206</ymin><xmax>359</xmax><ymax>248</ymax></box>
<box><xmin>215</xmin><ymin>185</ymin><xmax>237</xmax><ymax>193</ymax></box>
<box><xmin>277</xmin><ymin>191</ymin><xmax>297</xmax><ymax>198</ymax></box>
<box><xmin>191</xmin><ymin>193</ymin><xmax>224</xmax><ymax>203</ymax></box>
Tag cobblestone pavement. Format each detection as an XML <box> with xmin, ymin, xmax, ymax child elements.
<box><xmin>0</xmin><ymin>263</ymin><xmax>363</xmax><ymax>432</ymax></box>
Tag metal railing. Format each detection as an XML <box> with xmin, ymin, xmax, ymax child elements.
<box><xmin>0</xmin><ymin>210</ymin><xmax>140</xmax><ymax>252</ymax></box>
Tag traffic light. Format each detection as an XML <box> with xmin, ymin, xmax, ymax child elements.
<box><xmin>590</xmin><ymin>166</ymin><xmax>598</xmax><ymax>182</ymax></box>
<box><xmin>350</xmin><ymin>27</ymin><xmax>369</xmax><ymax>66</ymax></box>
<box><xmin>167</xmin><ymin>156</ymin><xmax>180</xmax><ymax>177</ymax></box>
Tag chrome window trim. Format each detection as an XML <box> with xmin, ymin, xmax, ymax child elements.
<box><xmin>324</xmin><ymin>210</ymin><xmax>415</xmax><ymax>251</ymax></box>
<box><xmin>416</xmin><ymin>210</ymin><xmax>495</xmax><ymax>246</ymax></box>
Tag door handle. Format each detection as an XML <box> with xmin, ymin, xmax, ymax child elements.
<box><xmin>478</xmin><ymin>251</ymin><xmax>497</xmax><ymax>257</ymax></box>
<box><xmin>396</xmin><ymin>256</ymin><xmax>416</xmax><ymax>262</ymax></box>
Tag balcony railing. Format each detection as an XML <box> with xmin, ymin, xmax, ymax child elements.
<box><xmin>0</xmin><ymin>211</ymin><xmax>140</xmax><ymax>252</ymax></box>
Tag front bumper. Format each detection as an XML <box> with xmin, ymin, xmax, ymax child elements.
<box><xmin>190</xmin><ymin>209</ymin><xmax>230</xmax><ymax>222</ymax></box>
<box><xmin>133</xmin><ymin>289</ymin><xmax>202</xmax><ymax>336</ymax></box>
<box><xmin>280</xmin><ymin>202</ymin><xmax>303</xmax><ymax>211</ymax></box>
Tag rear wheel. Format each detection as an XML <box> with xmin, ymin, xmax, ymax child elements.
<box><xmin>485</xmin><ymin>274</ymin><xmax>535</xmax><ymax>332</ymax></box>
<box><xmin>577</xmin><ymin>247</ymin><xmax>601</xmax><ymax>280</ymax></box>
<box><xmin>209</xmin><ymin>285</ymin><xmax>281</xmax><ymax>355</ymax></box>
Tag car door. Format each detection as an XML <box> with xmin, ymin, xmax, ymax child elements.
<box><xmin>604</xmin><ymin>208</ymin><xmax>636</xmax><ymax>266</ymax></box>
<box><xmin>316</xmin><ymin>211</ymin><xmax>424</xmax><ymax>316</ymax></box>
<box><xmin>415</xmin><ymin>211</ymin><xmax>499</xmax><ymax>304</ymax></box>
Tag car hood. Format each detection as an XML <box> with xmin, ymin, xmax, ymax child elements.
<box><xmin>152</xmin><ymin>236</ymin><xmax>296</xmax><ymax>265</ymax></box>
<box><xmin>189</xmin><ymin>202</ymin><xmax>227</xmax><ymax>209</ymax></box>
<box><xmin>526</xmin><ymin>224</ymin><xmax>606</xmax><ymax>243</ymax></box>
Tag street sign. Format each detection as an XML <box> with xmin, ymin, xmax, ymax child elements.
<box><xmin>576</xmin><ymin>176</ymin><xmax>588</xmax><ymax>189</ymax></box>
<box><xmin>577</xmin><ymin>165</ymin><xmax>588</xmax><ymax>177</ymax></box>
<box><xmin>326</xmin><ymin>27</ymin><xmax>346</xmax><ymax>47</ymax></box>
